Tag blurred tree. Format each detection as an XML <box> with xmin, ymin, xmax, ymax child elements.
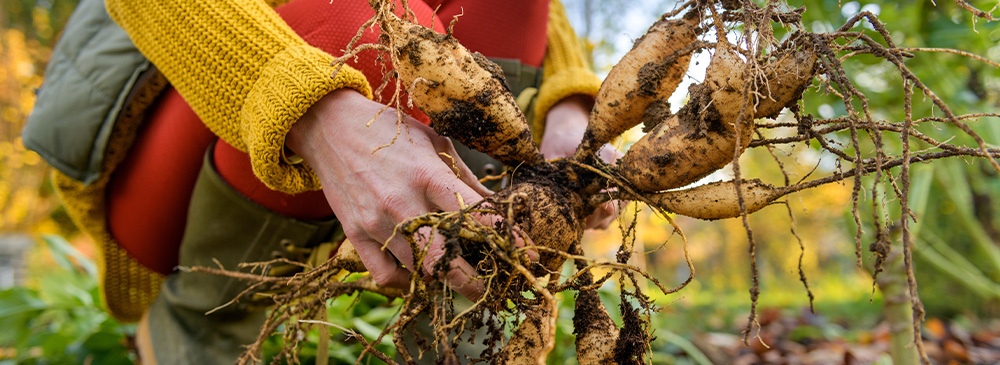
<box><xmin>0</xmin><ymin>0</ymin><xmax>80</xmax><ymax>235</ymax></box>
<box><xmin>1</xmin><ymin>0</ymin><xmax>79</xmax><ymax>47</ymax></box>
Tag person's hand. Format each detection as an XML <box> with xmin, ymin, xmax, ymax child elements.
<box><xmin>286</xmin><ymin>89</ymin><xmax>492</xmax><ymax>300</ymax></box>
<box><xmin>539</xmin><ymin>95</ymin><xmax>622</xmax><ymax>230</ymax></box>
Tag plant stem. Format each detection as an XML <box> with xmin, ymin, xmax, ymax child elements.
<box><xmin>878</xmin><ymin>239</ymin><xmax>920</xmax><ymax>365</ymax></box>
<box><xmin>317</xmin><ymin>308</ymin><xmax>330</xmax><ymax>365</ymax></box>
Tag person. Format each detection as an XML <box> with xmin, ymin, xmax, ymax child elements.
<box><xmin>24</xmin><ymin>0</ymin><xmax>619</xmax><ymax>362</ymax></box>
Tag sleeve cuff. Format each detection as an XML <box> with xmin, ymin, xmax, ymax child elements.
<box><xmin>240</xmin><ymin>45</ymin><xmax>372</xmax><ymax>193</ymax></box>
<box><xmin>532</xmin><ymin>66</ymin><xmax>601</xmax><ymax>143</ymax></box>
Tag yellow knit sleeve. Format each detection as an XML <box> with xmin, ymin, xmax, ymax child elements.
<box><xmin>105</xmin><ymin>0</ymin><xmax>373</xmax><ymax>193</ymax></box>
<box><xmin>534</xmin><ymin>0</ymin><xmax>603</xmax><ymax>141</ymax></box>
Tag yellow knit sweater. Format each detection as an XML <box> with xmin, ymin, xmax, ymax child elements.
<box><xmin>105</xmin><ymin>0</ymin><xmax>601</xmax><ymax>193</ymax></box>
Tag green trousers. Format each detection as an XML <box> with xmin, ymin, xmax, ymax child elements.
<box><xmin>147</xmin><ymin>145</ymin><xmax>341</xmax><ymax>364</ymax></box>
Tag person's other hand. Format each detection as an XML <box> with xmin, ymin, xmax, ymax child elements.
<box><xmin>287</xmin><ymin>89</ymin><xmax>492</xmax><ymax>300</ymax></box>
<box><xmin>539</xmin><ymin>94</ymin><xmax>622</xmax><ymax>230</ymax></box>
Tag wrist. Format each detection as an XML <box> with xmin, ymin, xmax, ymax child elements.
<box><xmin>542</xmin><ymin>95</ymin><xmax>592</xmax><ymax>139</ymax></box>
<box><xmin>545</xmin><ymin>94</ymin><xmax>593</xmax><ymax>125</ymax></box>
<box><xmin>286</xmin><ymin>88</ymin><xmax>369</xmax><ymax>163</ymax></box>
<box><xmin>539</xmin><ymin>94</ymin><xmax>595</xmax><ymax>159</ymax></box>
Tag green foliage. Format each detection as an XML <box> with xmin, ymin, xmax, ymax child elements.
<box><xmin>908</xmin><ymin>160</ymin><xmax>1000</xmax><ymax>317</ymax></box>
<box><xmin>0</xmin><ymin>235</ymin><xmax>133</xmax><ymax>364</ymax></box>
<box><xmin>795</xmin><ymin>0</ymin><xmax>1000</xmax><ymax>122</ymax></box>
<box><xmin>260</xmin><ymin>285</ymin><xmax>400</xmax><ymax>364</ymax></box>
<box><xmin>787</xmin><ymin>0</ymin><xmax>1000</xmax><ymax>319</ymax></box>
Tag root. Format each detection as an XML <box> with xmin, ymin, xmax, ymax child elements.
<box><xmin>950</xmin><ymin>0</ymin><xmax>998</xmax><ymax>21</ymax></box>
<box><xmin>763</xmin><ymin>143</ymin><xmax>815</xmax><ymax>312</ymax></box>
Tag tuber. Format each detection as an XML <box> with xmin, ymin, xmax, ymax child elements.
<box><xmin>574</xmin><ymin>12</ymin><xmax>700</xmax><ymax>161</ymax></box>
<box><xmin>619</xmin><ymin>42</ymin><xmax>817</xmax><ymax>192</ymax></box>
<box><xmin>374</xmin><ymin>5</ymin><xmax>544</xmax><ymax>166</ymax></box>
<box><xmin>649</xmin><ymin>179</ymin><xmax>784</xmax><ymax>220</ymax></box>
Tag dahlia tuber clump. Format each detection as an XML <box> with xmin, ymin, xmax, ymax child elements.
<box><xmin>204</xmin><ymin>1</ymin><xmax>1000</xmax><ymax>364</ymax></box>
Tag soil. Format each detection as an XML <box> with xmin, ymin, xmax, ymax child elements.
<box><xmin>615</xmin><ymin>302</ymin><xmax>652</xmax><ymax>365</ymax></box>
<box><xmin>397</xmin><ymin>39</ymin><xmax>424</xmax><ymax>67</ymax></box>
<box><xmin>636</xmin><ymin>61</ymin><xmax>667</xmax><ymax>98</ymax></box>
<box><xmin>246</xmin><ymin>1</ymin><xmax>1000</xmax><ymax>363</ymax></box>
<box><xmin>497</xmin><ymin>167</ymin><xmax>587</xmax><ymax>272</ymax></box>
<box><xmin>642</xmin><ymin>100</ymin><xmax>672</xmax><ymax>132</ymax></box>
<box><xmin>573</xmin><ymin>271</ymin><xmax>619</xmax><ymax>360</ymax></box>
<box><xmin>650</xmin><ymin>152</ymin><xmax>676</xmax><ymax>167</ymax></box>
<box><xmin>427</xmin><ymin>96</ymin><xmax>494</xmax><ymax>138</ymax></box>
<box><xmin>677</xmin><ymin>83</ymin><xmax>728</xmax><ymax>139</ymax></box>
<box><xmin>471</xmin><ymin>51</ymin><xmax>511</xmax><ymax>93</ymax></box>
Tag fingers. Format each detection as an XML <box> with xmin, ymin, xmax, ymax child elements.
<box><xmin>420</xmin><ymin>170</ymin><xmax>539</xmax><ymax>293</ymax></box>
<box><xmin>586</xmin><ymin>143</ymin><xmax>624</xmax><ymax>230</ymax></box>
<box><xmin>423</xmin><ymin>171</ymin><xmax>537</xmax><ymax>259</ymax></box>
<box><xmin>431</xmin><ymin>136</ymin><xmax>494</xmax><ymax>197</ymax></box>
<box><xmin>484</xmin><ymin>212</ymin><xmax>539</xmax><ymax>262</ymax></box>
<box><xmin>419</xmin><ymin>229</ymin><xmax>484</xmax><ymax>300</ymax></box>
<box><xmin>365</xmin><ymin>134</ymin><xmax>492</xmax><ymax>299</ymax></box>
<box><xmin>441</xmin><ymin>258</ymin><xmax>485</xmax><ymax>299</ymax></box>
<box><xmin>350</xmin><ymin>238</ymin><xmax>411</xmax><ymax>289</ymax></box>
<box><xmin>299</xmin><ymin>95</ymin><xmax>506</xmax><ymax>300</ymax></box>
<box><xmin>369</xmin><ymin>165</ymin><xmax>488</xmax><ymax>299</ymax></box>
<box><xmin>597</xmin><ymin>143</ymin><xmax>625</xmax><ymax>165</ymax></box>
<box><xmin>359</xmin><ymin>216</ymin><xmax>485</xmax><ymax>300</ymax></box>
<box><xmin>423</xmin><ymin>170</ymin><xmax>487</xmax><ymax>213</ymax></box>
<box><xmin>585</xmin><ymin>200</ymin><xmax>619</xmax><ymax>230</ymax></box>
